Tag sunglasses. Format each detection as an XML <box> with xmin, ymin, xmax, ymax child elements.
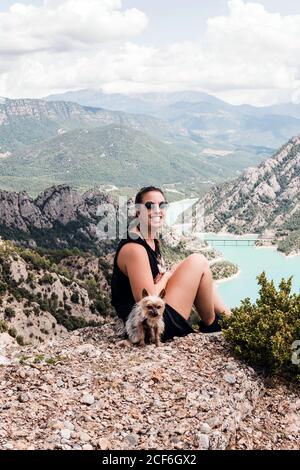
<box><xmin>144</xmin><ymin>201</ymin><xmax>169</xmax><ymax>210</ymax></box>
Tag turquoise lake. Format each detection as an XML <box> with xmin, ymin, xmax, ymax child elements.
<box><xmin>167</xmin><ymin>200</ymin><xmax>300</xmax><ymax>309</ymax></box>
<box><xmin>212</xmin><ymin>241</ymin><xmax>300</xmax><ymax>309</ymax></box>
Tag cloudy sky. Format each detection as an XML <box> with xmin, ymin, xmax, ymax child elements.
<box><xmin>1</xmin><ymin>0</ymin><xmax>300</xmax><ymax>105</ymax></box>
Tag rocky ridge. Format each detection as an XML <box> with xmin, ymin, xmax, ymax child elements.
<box><xmin>0</xmin><ymin>97</ymin><xmax>179</xmax><ymax>152</ymax></box>
<box><xmin>191</xmin><ymin>135</ymin><xmax>300</xmax><ymax>253</ymax></box>
<box><xmin>0</xmin><ymin>239</ymin><xmax>112</xmax><ymax>345</ymax></box>
<box><xmin>0</xmin><ymin>321</ymin><xmax>299</xmax><ymax>450</ymax></box>
<box><xmin>0</xmin><ymin>184</ymin><xmax>119</xmax><ymax>253</ymax></box>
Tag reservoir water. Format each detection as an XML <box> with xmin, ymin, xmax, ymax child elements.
<box><xmin>167</xmin><ymin>199</ymin><xmax>300</xmax><ymax>309</ymax></box>
<box><xmin>212</xmin><ymin>240</ymin><xmax>300</xmax><ymax>309</ymax></box>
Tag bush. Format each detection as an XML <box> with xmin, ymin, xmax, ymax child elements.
<box><xmin>16</xmin><ymin>335</ymin><xmax>25</xmax><ymax>346</ymax></box>
<box><xmin>4</xmin><ymin>307</ymin><xmax>16</xmax><ymax>320</ymax></box>
<box><xmin>39</xmin><ymin>273</ymin><xmax>55</xmax><ymax>285</ymax></box>
<box><xmin>8</xmin><ymin>327</ymin><xmax>17</xmax><ymax>338</ymax></box>
<box><xmin>222</xmin><ymin>272</ymin><xmax>300</xmax><ymax>381</ymax></box>
<box><xmin>53</xmin><ymin>309</ymin><xmax>86</xmax><ymax>331</ymax></box>
<box><xmin>70</xmin><ymin>292</ymin><xmax>80</xmax><ymax>304</ymax></box>
<box><xmin>20</xmin><ymin>249</ymin><xmax>51</xmax><ymax>270</ymax></box>
<box><xmin>0</xmin><ymin>280</ymin><xmax>7</xmax><ymax>296</ymax></box>
<box><xmin>0</xmin><ymin>320</ymin><xmax>8</xmax><ymax>333</ymax></box>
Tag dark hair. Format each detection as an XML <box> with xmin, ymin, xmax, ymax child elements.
<box><xmin>134</xmin><ymin>186</ymin><xmax>166</xmax><ymax>205</ymax></box>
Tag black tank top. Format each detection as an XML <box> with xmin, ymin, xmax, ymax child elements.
<box><xmin>110</xmin><ymin>230</ymin><xmax>161</xmax><ymax>321</ymax></box>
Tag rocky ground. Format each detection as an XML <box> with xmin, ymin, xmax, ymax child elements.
<box><xmin>0</xmin><ymin>320</ymin><xmax>299</xmax><ymax>451</ymax></box>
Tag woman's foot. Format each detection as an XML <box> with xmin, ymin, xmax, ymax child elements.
<box><xmin>199</xmin><ymin>313</ymin><xmax>222</xmax><ymax>333</ymax></box>
<box><xmin>222</xmin><ymin>308</ymin><xmax>232</xmax><ymax>317</ymax></box>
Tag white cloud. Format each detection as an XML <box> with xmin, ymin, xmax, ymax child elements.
<box><xmin>0</xmin><ymin>0</ymin><xmax>147</xmax><ymax>54</ymax></box>
<box><xmin>1</xmin><ymin>0</ymin><xmax>300</xmax><ymax>105</ymax></box>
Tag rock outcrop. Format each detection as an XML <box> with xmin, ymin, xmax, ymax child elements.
<box><xmin>0</xmin><ymin>184</ymin><xmax>119</xmax><ymax>253</ymax></box>
<box><xmin>0</xmin><ymin>239</ymin><xmax>112</xmax><ymax>345</ymax></box>
<box><xmin>0</xmin><ymin>322</ymin><xmax>299</xmax><ymax>450</ymax></box>
<box><xmin>191</xmin><ymin>135</ymin><xmax>300</xmax><ymax>251</ymax></box>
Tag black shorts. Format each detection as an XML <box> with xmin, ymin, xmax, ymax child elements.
<box><xmin>162</xmin><ymin>303</ymin><xmax>195</xmax><ymax>342</ymax></box>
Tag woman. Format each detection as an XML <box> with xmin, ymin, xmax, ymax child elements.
<box><xmin>111</xmin><ymin>186</ymin><xmax>232</xmax><ymax>342</ymax></box>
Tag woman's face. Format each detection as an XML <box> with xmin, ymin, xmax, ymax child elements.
<box><xmin>137</xmin><ymin>191</ymin><xmax>168</xmax><ymax>235</ymax></box>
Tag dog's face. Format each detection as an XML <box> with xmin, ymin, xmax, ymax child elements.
<box><xmin>140</xmin><ymin>288</ymin><xmax>165</xmax><ymax>319</ymax></box>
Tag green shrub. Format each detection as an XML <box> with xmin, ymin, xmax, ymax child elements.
<box><xmin>8</xmin><ymin>327</ymin><xmax>17</xmax><ymax>338</ymax></box>
<box><xmin>0</xmin><ymin>320</ymin><xmax>8</xmax><ymax>333</ymax></box>
<box><xmin>4</xmin><ymin>307</ymin><xmax>16</xmax><ymax>320</ymax></box>
<box><xmin>39</xmin><ymin>273</ymin><xmax>55</xmax><ymax>285</ymax></box>
<box><xmin>70</xmin><ymin>292</ymin><xmax>80</xmax><ymax>304</ymax></box>
<box><xmin>27</xmin><ymin>272</ymin><xmax>35</xmax><ymax>282</ymax></box>
<box><xmin>52</xmin><ymin>308</ymin><xmax>84</xmax><ymax>330</ymax></box>
<box><xmin>20</xmin><ymin>249</ymin><xmax>51</xmax><ymax>270</ymax></box>
<box><xmin>0</xmin><ymin>280</ymin><xmax>7</xmax><ymax>295</ymax></box>
<box><xmin>16</xmin><ymin>335</ymin><xmax>25</xmax><ymax>346</ymax></box>
<box><xmin>222</xmin><ymin>272</ymin><xmax>300</xmax><ymax>381</ymax></box>
<box><xmin>85</xmin><ymin>277</ymin><xmax>111</xmax><ymax>316</ymax></box>
<box><xmin>11</xmin><ymin>288</ymin><xmax>23</xmax><ymax>301</ymax></box>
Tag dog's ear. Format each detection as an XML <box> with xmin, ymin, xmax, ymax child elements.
<box><xmin>142</xmin><ymin>288</ymin><xmax>149</xmax><ymax>298</ymax></box>
<box><xmin>158</xmin><ymin>288</ymin><xmax>166</xmax><ymax>299</ymax></box>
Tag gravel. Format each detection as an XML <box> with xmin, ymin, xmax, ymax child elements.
<box><xmin>0</xmin><ymin>320</ymin><xmax>299</xmax><ymax>450</ymax></box>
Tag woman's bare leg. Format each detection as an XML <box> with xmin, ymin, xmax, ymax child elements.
<box><xmin>164</xmin><ymin>253</ymin><xmax>215</xmax><ymax>325</ymax></box>
<box><xmin>193</xmin><ymin>261</ymin><xmax>215</xmax><ymax>325</ymax></box>
<box><xmin>212</xmin><ymin>284</ymin><xmax>232</xmax><ymax>317</ymax></box>
<box><xmin>170</xmin><ymin>257</ymin><xmax>232</xmax><ymax>318</ymax></box>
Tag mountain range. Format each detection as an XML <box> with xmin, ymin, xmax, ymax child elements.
<box><xmin>45</xmin><ymin>89</ymin><xmax>300</xmax><ymax>148</ymax></box>
<box><xmin>1</xmin><ymin>123</ymin><xmax>269</xmax><ymax>194</ymax></box>
<box><xmin>0</xmin><ymin>97</ymin><xmax>179</xmax><ymax>154</ymax></box>
<box><xmin>45</xmin><ymin>89</ymin><xmax>300</xmax><ymax>119</ymax></box>
<box><xmin>0</xmin><ymin>96</ymin><xmax>274</xmax><ymax>196</ymax></box>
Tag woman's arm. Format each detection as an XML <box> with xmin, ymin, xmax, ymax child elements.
<box><xmin>121</xmin><ymin>244</ymin><xmax>172</xmax><ymax>300</ymax></box>
<box><xmin>154</xmin><ymin>260</ymin><xmax>183</xmax><ymax>284</ymax></box>
<box><xmin>152</xmin><ymin>271</ymin><xmax>173</xmax><ymax>294</ymax></box>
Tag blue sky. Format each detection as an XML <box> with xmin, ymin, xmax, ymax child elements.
<box><xmin>1</xmin><ymin>1</ymin><xmax>300</xmax><ymax>104</ymax></box>
<box><xmin>2</xmin><ymin>1</ymin><xmax>300</xmax><ymax>45</ymax></box>
<box><xmin>123</xmin><ymin>0</ymin><xmax>300</xmax><ymax>45</ymax></box>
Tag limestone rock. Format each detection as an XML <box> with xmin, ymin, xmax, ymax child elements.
<box><xmin>0</xmin><ymin>320</ymin><xmax>298</xmax><ymax>450</ymax></box>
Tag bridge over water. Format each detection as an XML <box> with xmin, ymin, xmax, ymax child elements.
<box><xmin>204</xmin><ymin>238</ymin><xmax>276</xmax><ymax>247</ymax></box>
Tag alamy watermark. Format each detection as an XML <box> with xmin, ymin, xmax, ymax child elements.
<box><xmin>291</xmin><ymin>340</ymin><xmax>300</xmax><ymax>365</ymax></box>
<box><xmin>95</xmin><ymin>196</ymin><xmax>205</xmax><ymax>241</ymax></box>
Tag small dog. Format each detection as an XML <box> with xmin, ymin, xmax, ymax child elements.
<box><xmin>126</xmin><ymin>288</ymin><xmax>166</xmax><ymax>347</ymax></box>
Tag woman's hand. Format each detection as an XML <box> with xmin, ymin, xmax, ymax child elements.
<box><xmin>154</xmin><ymin>272</ymin><xmax>163</xmax><ymax>284</ymax></box>
<box><xmin>154</xmin><ymin>270</ymin><xmax>173</xmax><ymax>284</ymax></box>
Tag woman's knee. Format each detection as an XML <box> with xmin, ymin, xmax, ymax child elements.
<box><xmin>186</xmin><ymin>253</ymin><xmax>209</xmax><ymax>270</ymax></box>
